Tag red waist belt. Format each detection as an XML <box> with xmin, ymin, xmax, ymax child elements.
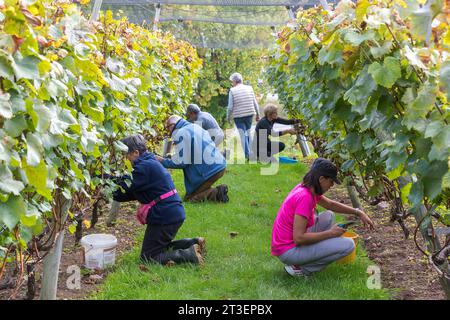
<box><xmin>136</xmin><ymin>189</ymin><xmax>178</xmax><ymax>225</ymax></box>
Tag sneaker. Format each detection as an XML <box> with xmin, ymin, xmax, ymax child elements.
<box><xmin>284</xmin><ymin>265</ymin><xmax>310</xmax><ymax>278</ymax></box>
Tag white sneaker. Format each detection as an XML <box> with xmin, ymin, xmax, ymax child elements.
<box><xmin>284</xmin><ymin>265</ymin><xmax>310</xmax><ymax>278</ymax></box>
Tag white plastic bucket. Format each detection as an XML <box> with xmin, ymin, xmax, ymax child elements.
<box><xmin>80</xmin><ymin>234</ymin><xmax>118</xmax><ymax>270</ymax></box>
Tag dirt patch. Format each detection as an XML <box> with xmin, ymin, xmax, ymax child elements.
<box><xmin>1</xmin><ymin>202</ymin><xmax>141</xmax><ymax>300</ymax></box>
<box><xmin>327</xmin><ymin>186</ymin><xmax>445</xmax><ymax>300</ymax></box>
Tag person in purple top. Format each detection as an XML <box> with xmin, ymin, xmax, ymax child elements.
<box><xmin>271</xmin><ymin>158</ymin><xmax>375</xmax><ymax>277</ymax></box>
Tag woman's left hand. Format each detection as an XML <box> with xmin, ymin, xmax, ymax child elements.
<box><xmin>357</xmin><ymin>210</ymin><xmax>375</xmax><ymax>230</ymax></box>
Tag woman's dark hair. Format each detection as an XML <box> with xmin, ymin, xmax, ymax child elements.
<box><xmin>302</xmin><ymin>158</ymin><xmax>339</xmax><ymax>195</ymax></box>
<box><xmin>121</xmin><ymin>134</ymin><xmax>148</xmax><ymax>155</ymax></box>
<box><xmin>302</xmin><ymin>170</ymin><xmax>327</xmax><ymax>195</ymax></box>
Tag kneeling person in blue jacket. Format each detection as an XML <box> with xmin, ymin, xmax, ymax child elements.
<box><xmin>112</xmin><ymin>134</ymin><xmax>205</xmax><ymax>265</ymax></box>
<box><xmin>156</xmin><ymin>115</ymin><xmax>229</xmax><ymax>203</ymax></box>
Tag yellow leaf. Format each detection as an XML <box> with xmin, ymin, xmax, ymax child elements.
<box><xmin>444</xmin><ymin>29</ymin><xmax>450</xmax><ymax>47</ymax></box>
<box><xmin>394</xmin><ymin>0</ymin><xmax>408</xmax><ymax>8</ymax></box>
<box><xmin>68</xmin><ymin>224</ymin><xmax>76</xmax><ymax>234</ymax></box>
<box><xmin>356</xmin><ymin>0</ymin><xmax>371</xmax><ymax>22</ymax></box>
<box><xmin>401</xmin><ymin>182</ymin><xmax>412</xmax><ymax>204</ymax></box>
<box><xmin>83</xmin><ymin>220</ymin><xmax>91</xmax><ymax>229</ymax></box>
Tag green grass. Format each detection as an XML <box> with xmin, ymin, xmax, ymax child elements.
<box><xmin>91</xmin><ymin>162</ymin><xmax>390</xmax><ymax>300</ymax></box>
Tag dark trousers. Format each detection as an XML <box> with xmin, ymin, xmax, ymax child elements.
<box><xmin>140</xmin><ymin>221</ymin><xmax>199</xmax><ymax>264</ymax></box>
<box><xmin>267</xmin><ymin>141</ymin><xmax>285</xmax><ymax>157</ymax></box>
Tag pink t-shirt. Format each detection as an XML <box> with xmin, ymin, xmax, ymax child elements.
<box><xmin>271</xmin><ymin>184</ymin><xmax>322</xmax><ymax>256</ymax></box>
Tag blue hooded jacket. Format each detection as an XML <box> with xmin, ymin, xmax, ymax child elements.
<box><xmin>161</xmin><ymin>119</ymin><xmax>226</xmax><ymax>195</ymax></box>
<box><xmin>113</xmin><ymin>152</ymin><xmax>185</xmax><ymax>225</ymax></box>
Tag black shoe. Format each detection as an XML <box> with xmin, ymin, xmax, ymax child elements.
<box><xmin>157</xmin><ymin>245</ymin><xmax>204</xmax><ymax>266</ymax></box>
<box><xmin>216</xmin><ymin>185</ymin><xmax>229</xmax><ymax>203</ymax></box>
<box><xmin>170</xmin><ymin>237</ymin><xmax>206</xmax><ymax>256</ymax></box>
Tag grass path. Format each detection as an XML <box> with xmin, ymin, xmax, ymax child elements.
<box><xmin>92</xmin><ymin>162</ymin><xmax>389</xmax><ymax>300</ymax></box>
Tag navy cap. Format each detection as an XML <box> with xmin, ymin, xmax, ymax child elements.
<box><xmin>311</xmin><ymin>158</ymin><xmax>341</xmax><ymax>184</ymax></box>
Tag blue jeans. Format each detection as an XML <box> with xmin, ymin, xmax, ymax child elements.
<box><xmin>234</xmin><ymin>115</ymin><xmax>253</xmax><ymax>159</ymax></box>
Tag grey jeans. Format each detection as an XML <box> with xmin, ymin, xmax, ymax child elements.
<box><xmin>278</xmin><ymin>211</ymin><xmax>355</xmax><ymax>275</ymax></box>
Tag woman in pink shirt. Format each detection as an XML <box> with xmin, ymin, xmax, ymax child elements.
<box><xmin>271</xmin><ymin>158</ymin><xmax>375</xmax><ymax>277</ymax></box>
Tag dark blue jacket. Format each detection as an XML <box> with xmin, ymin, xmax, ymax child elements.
<box><xmin>161</xmin><ymin>119</ymin><xmax>227</xmax><ymax>195</ymax></box>
<box><xmin>113</xmin><ymin>152</ymin><xmax>185</xmax><ymax>225</ymax></box>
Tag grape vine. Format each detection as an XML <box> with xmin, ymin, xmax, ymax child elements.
<box><xmin>268</xmin><ymin>0</ymin><xmax>450</xmax><ymax>297</ymax></box>
<box><xmin>0</xmin><ymin>0</ymin><xmax>200</xmax><ymax>298</ymax></box>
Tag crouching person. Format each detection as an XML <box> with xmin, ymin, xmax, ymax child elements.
<box><xmin>112</xmin><ymin>134</ymin><xmax>205</xmax><ymax>266</ymax></box>
<box><xmin>156</xmin><ymin>115</ymin><xmax>228</xmax><ymax>203</ymax></box>
<box><xmin>271</xmin><ymin>158</ymin><xmax>375</xmax><ymax>277</ymax></box>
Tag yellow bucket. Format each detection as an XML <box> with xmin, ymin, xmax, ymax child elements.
<box><xmin>336</xmin><ymin>230</ymin><xmax>359</xmax><ymax>265</ymax></box>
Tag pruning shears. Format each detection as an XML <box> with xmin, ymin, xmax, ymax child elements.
<box><xmin>337</xmin><ymin>221</ymin><xmax>359</xmax><ymax>229</ymax></box>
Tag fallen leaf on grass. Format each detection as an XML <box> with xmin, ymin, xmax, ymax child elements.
<box><xmin>84</xmin><ymin>274</ymin><xmax>103</xmax><ymax>284</ymax></box>
<box><xmin>139</xmin><ymin>264</ymin><xmax>150</xmax><ymax>272</ymax></box>
<box><xmin>89</xmin><ymin>274</ymin><xmax>103</xmax><ymax>281</ymax></box>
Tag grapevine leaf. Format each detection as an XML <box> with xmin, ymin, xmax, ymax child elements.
<box><xmin>368</xmin><ymin>57</ymin><xmax>401</xmax><ymax>88</ymax></box>
<box><xmin>370</xmin><ymin>41</ymin><xmax>393</xmax><ymax>59</ymax></box>
<box><xmin>24</xmin><ymin>160</ymin><xmax>51</xmax><ymax>200</ymax></box>
<box><xmin>443</xmin><ymin>171</ymin><xmax>450</xmax><ymax>189</ymax></box>
<box><xmin>424</xmin><ymin>121</ymin><xmax>443</xmax><ymax>138</ymax></box>
<box><xmin>12</xmin><ymin>55</ymin><xmax>40</xmax><ymax>80</ymax></box>
<box><xmin>0</xmin><ymin>196</ymin><xmax>26</xmax><ymax>230</ymax></box>
<box><xmin>422</xmin><ymin>160</ymin><xmax>448</xmax><ymax>200</ymax></box>
<box><xmin>408</xmin><ymin>180</ymin><xmax>424</xmax><ymax>207</ymax></box>
<box><xmin>0</xmin><ymin>92</ymin><xmax>13</xmax><ymax>119</ymax></box>
<box><xmin>409</xmin><ymin>6</ymin><xmax>432</xmax><ymax>43</ymax></box>
<box><xmin>343</xmin><ymin>30</ymin><xmax>375</xmax><ymax>46</ymax></box>
<box><xmin>26</xmin><ymin>132</ymin><xmax>43</xmax><ymax>166</ymax></box>
<box><xmin>344</xmin><ymin>66</ymin><xmax>377</xmax><ymax>114</ymax></box>
<box><xmin>0</xmin><ymin>54</ymin><xmax>13</xmax><ymax>80</ymax></box>
<box><xmin>0</xmin><ymin>165</ymin><xmax>25</xmax><ymax>195</ymax></box>
<box><xmin>431</xmin><ymin>125</ymin><xmax>450</xmax><ymax>153</ymax></box>
<box><xmin>356</xmin><ymin>0</ymin><xmax>371</xmax><ymax>22</ymax></box>
<box><xmin>404</xmin><ymin>83</ymin><xmax>436</xmax><ymax>125</ymax></box>
<box><xmin>4</xmin><ymin>114</ymin><xmax>28</xmax><ymax>137</ymax></box>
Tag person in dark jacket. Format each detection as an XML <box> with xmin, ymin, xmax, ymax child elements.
<box><xmin>156</xmin><ymin>115</ymin><xmax>229</xmax><ymax>203</ymax></box>
<box><xmin>251</xmin><ymin>104</ymin><xmax>299</xmax><ymax>163</ymax></box>
<box><xmin>112</xmin><ymin>134</ymin><xmax>205</xmax><ymax>266</ymax></box>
